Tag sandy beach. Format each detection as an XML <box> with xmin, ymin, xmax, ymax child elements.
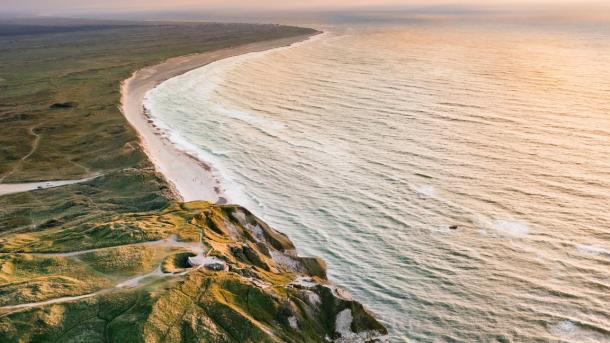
<box><xmin>121</xmin><ymin>33</ymin><xmax>318</xmax><ymax>203</ymax></box>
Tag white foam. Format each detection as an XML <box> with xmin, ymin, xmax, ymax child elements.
<box><xmin>547</xmin><ymin>320</ymin><xmax>607</xmax><ymax>342</ymax></box>
<box><xmin>492</xmin><ymin>219</ymin><xmax>530</xmax><ymax>236</ymax></box>
<box><xmin>415</xmin><ymin>185</ymin><xmax>436</xmax><ymax>197</ymax></box>
<box><xmin>142</xmin><ymin>34</ymin><xmax>325</xmax><ymax>208</ymax></box>
<box><xmin>335</xmin><ymin>309</ymin><xmax>353</xmax><ymax>337</ymax></box>
<box><xmin>576</xmin><ymin>244</ymin><xmax>610</xmax><ymax>257</ymax></box>
<box><xmin>334</xmin><ymin>308</ymin><xmax>388</xmax><ymax>343</ymax></box>
<box><xmin>549</xmin><ymin>320</ymin><xmax>578</xmax><ymax>337</ymax></box>
<box><xmin>209</xmin><ymin>103</ymin><xmax>286</xmax><ymax>133</ymax></box>
<box><xmin>142</xmin><ymin>105</ymin><xmax>251</xmax><ymax>206</ymax></box>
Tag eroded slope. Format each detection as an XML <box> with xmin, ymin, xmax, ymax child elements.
<box><xmin>0</xmin><ymin>202</ymin><xmax>386</xmax><ymax>342</ymax></box>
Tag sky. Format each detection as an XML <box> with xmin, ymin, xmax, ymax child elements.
<box><xmin>2</xmin><ymin>0</ymin><xmax>605</xmax><ymax>14</ymax></box>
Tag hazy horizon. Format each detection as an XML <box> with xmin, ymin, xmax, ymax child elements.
<box><xmin>1</xmin><ymin>0</ymin><xmax>610</xmax><ymax>340</ymax></box>
<box><xmin>2</xmin><ymin>0</ymin><xmax>609</xmax><ymax>17</ymax></box>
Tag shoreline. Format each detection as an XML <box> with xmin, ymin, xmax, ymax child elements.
<box><xmin>121</xmin><ymin>32</ymin><xmax>320</xmax><ymax>203</ymax></box>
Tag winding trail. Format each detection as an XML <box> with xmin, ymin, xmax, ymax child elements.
<box><xmin>0</xmin><ymin>124</ymin><xmax>101</xmax><ymax>195</ymax></box>
<box><xmin>0</xmin><ymin>292</ymin><xmax>104</xmax><ymax>315</ymax></box>
<box><xmin>0</xmin><ymin>124</ymin><xmax>99</xmax><ymax>196</ymax></box>
<box><xmin>0</xmin><ymin>125</ymin><xmax>41</xmax><ymax>183</ymax></box>
<box><xmin>0</xmin><ymin>233</ymin><xmax>208</xmax><ymax>316</ymax></box>
<box><xmin>0</xmin><ymin>32</ymin><xmax>318</xmax><ymax>318</ymax></box>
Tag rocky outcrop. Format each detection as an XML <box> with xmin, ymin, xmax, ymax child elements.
<box><xmin>0</xmin><ymin>202</ymin><xmax>387</xmax><ymax>342</ymax></box>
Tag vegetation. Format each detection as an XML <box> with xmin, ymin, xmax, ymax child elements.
<box><xmin>0</xmin><ymin>168</ymin><xmax>171</xmax><ymax>236</ymax></box>
<box><xmin>0</xmin><ymin>19</ymin><xmax>385</xmax><ymax>342</ymax></box>
<box><xmin>0</xmin><ymin>19</ymin><xmax>315</xmax><ymax>182</ymax></box>
<box><xmin>0</xmin><ymin>18</ymin><xmax>315</xmax><ymax>239</ymax></box>
<box><xmin>0</xmin><ymin>202</ymin><xmax>387</xmax><ymax>342</ymax></box>
<box><xmin>0</xmin><ymin>253</ymin><xmax>112</xmax><ymax>307</ymax></box>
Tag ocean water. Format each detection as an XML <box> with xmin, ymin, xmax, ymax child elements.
<box><xmin>144</xmin><ymin>22</ymin><xmax>610</xmax><ymax>342</ymax></box>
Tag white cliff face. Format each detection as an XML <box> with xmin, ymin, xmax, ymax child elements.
<box><xmin>270</xmin><ymin>250</ymin><xmax>301</xmax><ymax>271</ymax></box>
<box><xmin>334</xmin><ymin>308</ymin><xmax>389</xmax><ymax>343</ymax></box>
<box><xmin>335</xmin><ymin>309</ymin><xmax>353</xmax><ymax>337</ymax></box>
<box><xmin>188</xmin><ymin>255</ymin><xmax>227</xmax><ymax>271</ymax></box>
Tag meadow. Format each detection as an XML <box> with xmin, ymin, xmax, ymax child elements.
<box><xmin>0</xmin><ymin>19</ymin><xmax>315</xmax><ymax>232</ymax></box>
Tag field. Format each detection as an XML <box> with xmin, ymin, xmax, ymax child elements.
<box><xmin>0</xmin><ymin>19</ymin><xmax>315</xmax><ymax>231</ymax></box>
<box><xmin>0</xmin><ymin>19</ymin><xmax>386</xmax><ymax>342</ymax></box>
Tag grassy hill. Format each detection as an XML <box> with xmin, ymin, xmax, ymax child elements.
<box><xmin>0</xmin><ymin>19</ymin><xmax>386</xmax><ymax>342</ymax></box>
<box><xmin>0</xmin><ymin>202</ymin><xmax>387</xmax><ymax>342</ymax></box>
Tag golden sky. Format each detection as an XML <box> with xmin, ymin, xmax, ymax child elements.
<box><xmin>3</xmin><ymin>0</ymin><xmax>605</xmax><ymax>13</ymax></box>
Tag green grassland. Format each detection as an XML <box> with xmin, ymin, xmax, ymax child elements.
<box><xmin>0</xmin><ymin>19</ymin><xmax>315</xmax><ymax>234</ymax></box>
<box><xmin>0</xmin><ymin>202</ymin><xmax>387</xmax><ymax>342</ymax></box>
<box><xmin>0</xmin><ymin>20</ymin><xmax>386</xmax><ymax>342</ymax></box>
<box><xmin>0</xmin><ymin>20</ymin><xmax>314</xmax><ymax>182</ymax></box>
<box><xmin>0</xmin><ymin>167</ymin><xmax>171</xmax><ymax>235</ymax></box>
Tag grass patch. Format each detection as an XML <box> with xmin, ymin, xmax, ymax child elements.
<box><xmin>0</xmin><ymin>168</ymin><xmax>171</xmax><ymax>236</ymax></box>
<box><xmin>0</xmin><ymin>254</ymin><xmax>112</xmax><ymax>306</ymax></box>
<box><xmin>79</xmin><ymin>245</ymin><xmax>165</xmax><ymax>277</ymax></box>
<box><xmin>0</xmin><ymin>20</ymin><xmax>315</xmax><ymax>182</ymax></box>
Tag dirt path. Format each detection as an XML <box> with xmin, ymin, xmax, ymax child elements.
<box><xmin>0</xmin><ymin>124</ymin><xmax>95</xmax><ymax>190</ymax></box>
<box><xmin>0</xmin><ymin>291</ymin><xmax>103</xmax><ymax>316</ymax></box>
<box><xmin>0</xmin><ymin>125</ymin><xmax>41</xmax><ymax>183</ymax></box>
<box><xmin>0</xmin><ymin>124</ymin><xmax>102</xmax><ymax>196</ymax></box>
<box><xmin>0</xmin><ymin>174</ymin><xmax>102</xmax><ymax>196</ymax></box>
<box><xmin>0</xmin><ymin>233</ymin><xmax>207</xmax><ymax>315</ymax></box>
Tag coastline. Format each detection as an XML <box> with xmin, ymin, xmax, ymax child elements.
<box><xmin>121</xmin><ymin>32</ymin><xmax>320</xmax><ymax>203</ymax></box>
<box><xmin>1</xmin><ymin>23</ymin><xmax>390</xmax><ymax>341</ymax></box>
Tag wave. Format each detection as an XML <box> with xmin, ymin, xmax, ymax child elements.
<box><xmin>142</xmin><ymin>25</ymin><xmax>610</xmax><ymax>342</ymax></box>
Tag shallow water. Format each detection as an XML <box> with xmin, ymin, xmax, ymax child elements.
<box><xmin>145</xmin><ymin>22</ymin><xmax>610</xmax><ymax>342</ymax></box>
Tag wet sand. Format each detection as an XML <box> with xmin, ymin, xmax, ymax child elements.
<box><xmin>120</xmin><ymin>33</ymin><xmax>318</xmax><ymax>202</ymax></box>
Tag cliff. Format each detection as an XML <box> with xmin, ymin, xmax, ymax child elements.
<box><xmin>0</xmin><ymin>202</ymin><xmax>386</xmax><ymax>342</ymax></box>
<box><xmin>0</xmin><ymin>21</ymin><xmax>386</xmax><ymax>342</ymax></box>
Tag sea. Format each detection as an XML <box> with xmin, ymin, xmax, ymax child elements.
<box><xmin>144</xmin><ymin>17</ymin><xmax>610</xmax><ymax>342</ymax></box>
